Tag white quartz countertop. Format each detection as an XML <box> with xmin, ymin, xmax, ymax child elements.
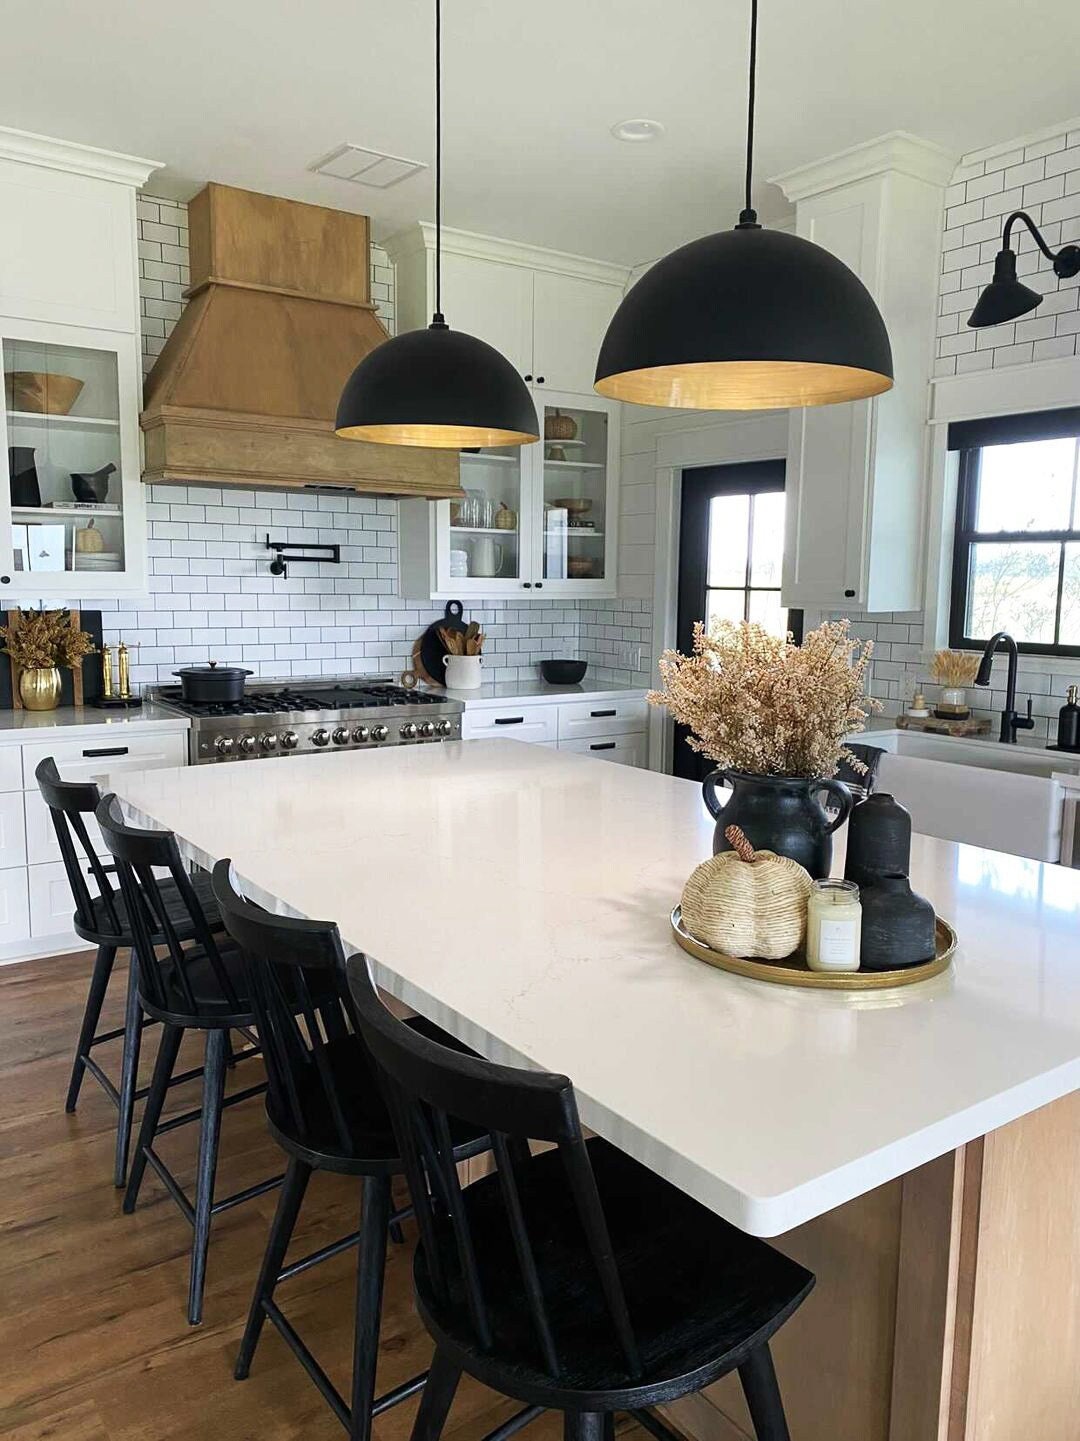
<box><xmin>112</xmin><ymin>740</ymin><xmax>1080</xmax><ymax>1237</ymax></box>
<box><xmin>431</xmin><ymin>678</ymin><xmax>647</xmax><ymax>707</ymax></box>
<box><xmin>0</xmin><ymin>703</ymin><xmax>189</xmax><ymax>742</ymax></box>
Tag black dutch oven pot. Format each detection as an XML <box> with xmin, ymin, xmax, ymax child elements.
<box><xmin>173</xmin><ymin>662</ymin><xmax>253</xmax><ymax>704</ymax></box>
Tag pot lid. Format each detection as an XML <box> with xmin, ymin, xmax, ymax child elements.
<box><xmin>172</xmin><ymin>663</ymin><xmax>253</xmax><ymax>679</ymax></box>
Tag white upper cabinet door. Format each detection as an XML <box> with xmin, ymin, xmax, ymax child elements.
<box><xmin>531</xmin><ymin>271</ymin><xmax>623</xmax><ymax>395</ymax></box>
<box><xmin>439</xmin><ymin>252</ymin><xmax>534</xmax><ymax>378</ymax></box>
<box><xmin>0</xmin><ymin>156</ymin><xmax>144</xmax><ymax>334</ymax></box>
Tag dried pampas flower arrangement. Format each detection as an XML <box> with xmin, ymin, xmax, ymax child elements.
<box><xmin>649</xmin><ymin>618</ymin><xmax>880</xmax><ymax>778</ymax></box>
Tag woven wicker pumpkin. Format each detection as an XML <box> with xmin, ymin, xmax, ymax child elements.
<box><xmin>544</xmin><ymin>408</ymin><xmax>577</xmax><ymax>442</ymax></box>
<box><xmin>681</xmin><ymin>825</ymin><xmax>812</xmax><ymax>960</ymax></box>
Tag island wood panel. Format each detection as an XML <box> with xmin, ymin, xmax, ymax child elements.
<box><xmin>958</xmin><ymin>1090</ymin><xmax>1080</xmax><ymax>1440</ymax></box>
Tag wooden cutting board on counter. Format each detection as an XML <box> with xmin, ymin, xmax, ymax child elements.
<box><xmin>412</xmin><ymin>600</ymin><xmax>468</xmax><ymax>686</ymax></box>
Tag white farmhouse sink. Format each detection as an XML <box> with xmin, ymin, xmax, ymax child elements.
<box><xmin>858</xmin><ymin>729</ymin><xmax>1080</xmax><ymax>863</ymax></box>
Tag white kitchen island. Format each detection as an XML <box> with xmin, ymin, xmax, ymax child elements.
<box><xmin>112</xmin><ymin>740</ymin><xmax>1080</xmax><ymax>1441</ymax></box>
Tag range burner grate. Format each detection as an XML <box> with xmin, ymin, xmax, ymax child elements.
<box><xmin>156</xmin><ymin>682</ymin><xmax>447</xmax><ymax>718</ymax></box>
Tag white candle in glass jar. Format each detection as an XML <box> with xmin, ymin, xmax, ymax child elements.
<box><xmin>805</xmin><ymin>879</ymin><xmax>862</xmax><ymax>972</ymax></box>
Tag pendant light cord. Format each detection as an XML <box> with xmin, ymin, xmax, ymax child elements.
<box><xmin>432</xmin><ymin>0</ymin><xmax>446</xmax><ymax>326</ymax></box>
<box><xmin>738</xmin><ymin>0</ymin><xmax>760</xmax><ymax>228</ymax></box>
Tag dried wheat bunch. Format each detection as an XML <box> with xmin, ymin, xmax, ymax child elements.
<box><xmin>930</xmin><ymin>650</ymin><xmax>980</xmax><ymax>688</ymax></box>
<box><xmin>649</xmin><ymin>618</ymin><xmax>880</xmax><ymax>777</ymax></box>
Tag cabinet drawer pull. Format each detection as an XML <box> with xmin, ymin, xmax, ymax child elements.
<box><xmin>590</xmin><ymin>709</ymin><xmax>617</xmax><ymax>718</ymax></box>
<box><xmin>590</xmin><ymin>742</ymin><xmax>617</xmax><ymax>751</ymax></box>
<box><xmin>493</xmin><ymin>716</ymin><xmax>525</xmax><ymax>726</ymax></box>
<box><xmin>82</xmin><ymin>746</ymin><xmax>129</xmax><ymax>758</ymax></box>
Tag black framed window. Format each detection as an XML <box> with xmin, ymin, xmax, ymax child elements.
<box><xmin>673</xmin><ymin>460</ymin><xmax>801</xmax><ymax>779</ymax></box>
<box><xmin>949</xmin><ymin>408</ymin><xmax>1080</xmax><ymax>658</ymax></box>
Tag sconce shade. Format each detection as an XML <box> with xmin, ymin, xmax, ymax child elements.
<box><xmin>967</xmin><ymin>248</ymin><xmax>1043</xmax><ymax>328</ymax></box>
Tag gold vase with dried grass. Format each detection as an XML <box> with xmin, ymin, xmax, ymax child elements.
<box><xmin>0</xmin><ymin>609</ymin><xmax>96</xmax><ymax>712</ymax></box>
<box><xmin>651</xmin><ymin>619</ymin><xmax>880</xmax><ymax>876</ymax></box>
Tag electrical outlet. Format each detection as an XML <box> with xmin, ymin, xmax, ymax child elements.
<box><xmin>616</xmin><ymin>642</ymin><xmax>642</xmax><ymax>672</ymax></box>
<box><xmin>899</xmin><ymin>672</ymin><xmax>918</xmax><ymax>704</ymax></box>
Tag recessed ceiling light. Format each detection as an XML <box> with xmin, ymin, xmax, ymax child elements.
<box><xmin>611</xmin><ymin>118</ymin><xmax>665</xmax><ymax>143</ymax></box>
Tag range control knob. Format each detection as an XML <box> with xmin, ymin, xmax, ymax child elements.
<box><xmin>280</xmin><ymin>731</ymin><xmax>299</xmax><ymax>750</ymax></box>
<box><xmin>312</xmin><ymin>729</ymin><xmax>331</xmax><ymax>747</ymax></box>
<box><xmin>238</xmin><ymin>735</ymin><xmax>257</xmax><ymax>755</ymax></box>
<box><xmin>399</xmin><ymin>722</ymin><xmax>418</xmax><ymax>740</ymax></box>
<box><xmin>418</xmin><ymin>721</ymin><xmax>435</xmax><ymax>739</ymax></box>
<box><xmin>436</xmin><ymin>719</ymin><xmax>454</xmax><ymax>737</ymax></box>
<box><xmin>332</xmin><ymin>726</ymin><xmax>351</xmax><ymax>746</ymax></box>
<box><xmin>352</xmin><ymin>725</ymin><xmax>370</xmax><ymax>744</ymax></box>
<box><xmin>370</xmin><ymin>724</ymin><xmax>389</xmax><ymax>743</ymax></box>
<box><xmin>261</xmin><ymin>733</ymin><xmax>278</xmax><ymax>752</ymax></box>
<box><xmin>214</xmin><ymin>735</ymin><xmax>235</xmax><ymax>756</ymax></box>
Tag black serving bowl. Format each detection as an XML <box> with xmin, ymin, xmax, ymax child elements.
<box><xmin>540</xmin><ymin>659</ymin><xmax>587</xmax><ymax>685</ymax></box>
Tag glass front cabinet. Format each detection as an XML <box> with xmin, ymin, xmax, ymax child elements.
<box><xmin>0</xmin><ymin>320</ymin><xmax>145</xmax><ymax>597</ymax></box>
<box><xmin>399</xmin><ymin>390</ymin><xmax>619</xmax><ymax>600</ymax></box>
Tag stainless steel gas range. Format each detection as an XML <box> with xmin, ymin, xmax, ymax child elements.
<box><xmin>148</xmin><ymin>676</ymin><xmax>463</xmax><ymax>765</ymax></box>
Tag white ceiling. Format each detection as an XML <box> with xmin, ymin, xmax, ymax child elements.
<box><xmin>3</xmin><ymin>0</ymin><xmax>1079</xmax><ymax>266</ymax></box>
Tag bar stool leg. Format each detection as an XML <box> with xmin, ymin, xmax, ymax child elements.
<box><xmin>113</xmin><ymin>952</ymin><xmax>144</xmax><ymax>1187</ymax></box>
<box><xmin>738</xmin><ymin>1344</ymin><xmax>791</xmax><ymax>1441</ymax></box>
<box><xmin>188</xmin><ymin>1027</ymin><xmax>228</xmax><ymax>1326</ymax></box>
<box><xmin>410</xmin><ymin>1347</ymin><xmax>462</xmax><ymax>1441</ymax></box>
<box><xmin>235</xmin><ymin>1156</ymin><xmax>312</xmax><ymax>1379</ymax></box>
<box><xmin>349</xmin><ymin>1174</ymin><xmax>391</xmax><ymax>1441</ymax></box>
<box><xmin>123</xmin><ymin>1022</ymin><xmax>182</xmax><ymax>1213</ymax></box>
<box><xmin>564</xmin><ymin>1414</ymin><xmax>604</xmax><ymax>1441</ymax></box>
<box><xmin>65</xmin><ymin>944</ymin><xmax>116</xmax><ymax>1112</ymax></box>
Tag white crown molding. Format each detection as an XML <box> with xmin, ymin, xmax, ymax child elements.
<box><xmin>0</xmin><ymin>126</ymin><xmax>162</xmax><ymax>187</ymax></box>
<box><xmin>928</xmin><ymin>353</ymin><xmax>1080</xmax><ymax>424</ymax></box>
<box><xmin>771</xmin><ymin>131</ymin><xmax>957</xmax><ymax>204</ymax></box>
<box><xmin>382</xmin><ymin>222</ymin><xmax>630</xmax><ymax>287</ymax></box>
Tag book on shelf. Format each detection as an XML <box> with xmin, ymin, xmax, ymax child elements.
<box><xmin>42</xmin><ymin>501</ymin><xmax>113</xmax><ymax>511</ymax></box>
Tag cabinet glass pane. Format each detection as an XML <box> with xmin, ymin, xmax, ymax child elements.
<box><xmin>541</xmin><ymin>404</ymin><xmax>608</xmax><ymax>581</ymax></box>
<box><xmin>3</xmin><ymin>338</ymin><xmax>125</xmax><ymax>576</ymax></box>
<box><xmin>450</xmin><ymin>447</ymin><xmax>523</xmax><ymax>582</ymax></box>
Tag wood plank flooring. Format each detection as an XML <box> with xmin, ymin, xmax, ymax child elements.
<box><xmin>0</xmin><ymin>950</ymin><xmax>647</xmax><ymax>1441</ymax></box>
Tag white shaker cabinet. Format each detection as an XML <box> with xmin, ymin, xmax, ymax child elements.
<box><xmin>0</xmin><ymin>128</ymin><xmax>160</xmax><ymax>599</ymax></box>
<box><xmin>774</xmin><ymin>134</ymin><xmax>954</xmax><ymax>612</ymax></box>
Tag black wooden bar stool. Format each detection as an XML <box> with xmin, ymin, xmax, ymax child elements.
<box><xmin>347</xmin><ymin>955</ymin><xmax>815</xmax><ymax>1441</ymax></box>
<box><xmin>95</xmin><ymin>795</ymin><xmax>278</xmax><ymax>1325</ymax></box>
<box><xmin>36</xmin><ymin>756</ymin><xmax>220</xmax><ymax>1187</ymax></box>
<box><xmin>210</xmin><ymin>859</ymin><xmax>493</xmax><ymax>1441</ymax></box>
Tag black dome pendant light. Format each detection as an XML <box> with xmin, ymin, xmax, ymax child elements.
<box><xmin>336</xmin><ymin>0</ymin><xmax>538</xmax><ymax>448</ymax></box>
<box><xmin>594</xmin><ymin>0</ymin><xmax>894</xmax><ymax>411</ymax></box>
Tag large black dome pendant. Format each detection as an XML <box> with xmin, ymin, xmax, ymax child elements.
<box><xmin>335</xmin><ymin>1</ymin><xmax>538</xmax><ymax>450</ymax></box>
<box><xmin>595</xmin><ymin>1</ymin><xmax>894</xmax><ymax>411</ymax></box>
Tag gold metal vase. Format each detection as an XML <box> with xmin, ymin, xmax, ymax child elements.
<box><xmin>19</xmin><ymin>666</ymin><xmax>61</xmax><ymax>711</ymax></box>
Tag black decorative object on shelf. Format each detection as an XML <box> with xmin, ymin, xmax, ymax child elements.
<box><xmin>844</xmin><ymin>791</ymin><xmax>912</xmax><ymax>888</ymax></box>
<box><xmin>70</xmin><ymin>462</ymin><xmax>116</xmax><ymax>503</ymax></box>
<box><xmin>967</xmin><ymin>210</ymin><xmax>1080</xmax><ymax>328</ymax></box>
<box><xmin>702</xmin><ymin>769</ymin><xmax>852</xmax><ymax>880</ymax></box>
<box><xmin>334</xmin><ymin>0</ymin><xmax>538</xmax><ymax>450</ymax></box>
<box><xmin>859</xmin><ymin>873</ymin><xmax>936</xmax><ymax>971</ymax></box>
<box><xmin>8</xmin><ymin>446</ymin><xmax>40</xmax><ymax>507</ymax></box>
<box><xmin>593</xmin><ymin>0</ymin><xmax>893</xmax><ymax>411</ymax></box>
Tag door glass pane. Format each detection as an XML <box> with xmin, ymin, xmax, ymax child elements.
<box><xmin>542</xmin><ymin>404</ymin><xmax>608</xmax><ymax>581</ymax></box>
<box><xmin>748</xmin><ymin>589</ymin><xmax>786</xmax><ymax>637</ymax></box>
<box><xmin>965</xmin><ymin>540</ymin><xmax>1060</xmax><ymax>644</ymax></box>
<box><xmin>705</xmin><ymin>589</ymin><xmax>746</xmax><ymax>629</ymax></box>
<box><xmin>3</xmin><ymin>338</ymin><xmax>124</xmax><ymax>575</ymax></box>
<box><xmin>707</xmin><ymin>494</ymin><xmax>750</xmax><ymax>586</ymax></box>
<box><xmin>1060</xmin><ymin>543</ymin><xmax>1080</xmax><ymax>646</ymax></box>
<box><xmin>452</xmin><ymin>447</ymin><xmax>523</xmax><ymax>582</ymax></box>
<box><xmin>975</xmin><ymin>439</ymin><xmax>1077</xmax><ymax>532</ymax></box>
<box><xmin>750</xmin><ymin>491</ymin><xmax>785</xmax><ymax>586</ymax></box>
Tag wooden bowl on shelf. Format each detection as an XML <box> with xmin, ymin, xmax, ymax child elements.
<box><xmin>552</xmin><ymin>496</ymin><xmax>592</xmax><ymax>516</ymax></box>
<box><xmin>5</xmin><ymin>372</ymin><xmax>84</xmax><ymax>415</ymax></box>
<box><xmin>567</xmin><ymin>556</ymin><xmax>598</xmax><ymax>579</ymax></box>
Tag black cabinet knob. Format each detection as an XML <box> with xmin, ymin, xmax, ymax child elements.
<box><xmin>844</xmin><ymin>589</ymin><xmax>856</xmax><ymax>598</ymax></box>
<box><xmin>523</xmin><ymin>581</ymin><xmax>532</xmax><ymax>588</ymax></box>
<box><xmin>0</xmin><ymin>576</ymin><xmax>9</xmax><ymax>584</ymax></box>
<box><xmin>524</xmin><ymin>374</ymin><xmax>533</xmax><ymax>382</ymax></box>
<box><xmin>535</xmin><ymin>582</ymin><xmax>543</xmax><ymax>588</ymax></box>
<box><xmin>536</xmin><ymin>376</ymin><xmax>545</xmax><ymax>384</ymax></box>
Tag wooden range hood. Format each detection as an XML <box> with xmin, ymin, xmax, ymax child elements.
<box><xmin>140</xmin><ymin>184</ymin><xmax>461</xmax><ymax>497</ymax></box>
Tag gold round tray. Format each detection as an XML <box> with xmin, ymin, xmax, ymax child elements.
<box><xmin>670</xmin><ymin>906</ymin><xmax>956</xmax><ymax>990</ymax></box>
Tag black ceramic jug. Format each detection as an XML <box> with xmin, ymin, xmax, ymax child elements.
<box><xmin>859</xmin><ymin>873</ymin><xmax>936</xmax><ymax>970</ymax></box>
<box><xmin>702</xmin><ymin>769</ymin><xmax>853</xmax><ymax>880</ymax></box>
<box><xmin>844</xmin><ymin>792</ymin><xmax>912</xmax><ymax>887</ymax></box>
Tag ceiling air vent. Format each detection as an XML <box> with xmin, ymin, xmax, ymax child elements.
<box><xmin>309</xmin><ymin>143</ymin><xmax>427</xmax><ymax>189</ymax></box>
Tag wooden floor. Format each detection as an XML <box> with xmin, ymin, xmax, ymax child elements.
<box><xmin>0</xmin><ymin>949</ymin><xmax>647</xmax><ymax>1441</ymax></box>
